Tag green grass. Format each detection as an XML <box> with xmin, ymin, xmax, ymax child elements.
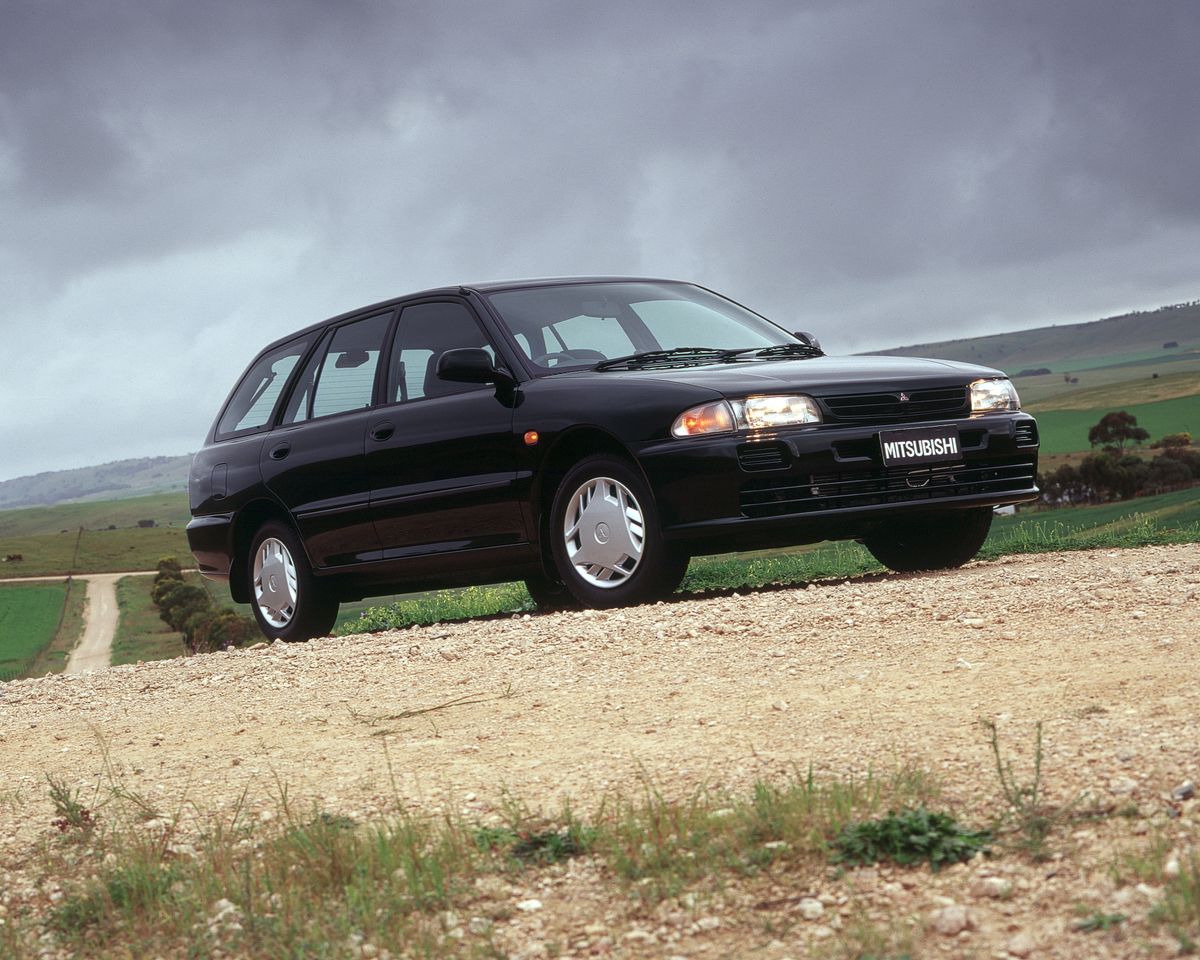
<box><xmin>0</xmin><ymin>492</ymin><xmax>191</xmax><ymax>538</ymax></box>
<box><xmin>109</xmin><ymin>575</ymin><xmax>186</xmax><ymax>666</ymax></box>
<box><xmin>1014</xmin><ymin>355</ymin><xmax>1200</xmax><ymax>406</ymax></box>
<box><xmin>24</xmin><ymin>579</ymin><xmax>88</xmax><ymax>677</ymax></box>
<box><xmin>1027</xmin><ymin>369</ymin><xmax>1200</xmax><ymax>412</ymax></box>
<box><xmin>0</xmin><ymin>582</ymin><xmax>69</xmax><ymax>681</ymax></box>
<box><xmin>1029</xmin><ymin>393</ymin><xmax>1200</xmax><ymax>455</ymax></box>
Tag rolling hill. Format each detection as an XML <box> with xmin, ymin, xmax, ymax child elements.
<box><xmin>874</xmin><ymin>300</ymin><xmax>1200</xmax><ymax>373</ymax></box>
<box><xmin>0</xmin><ymin>455</ymin><xmax>192</xmax><ymax>511</ymax></box>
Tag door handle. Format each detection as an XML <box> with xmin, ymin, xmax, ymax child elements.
<box><xmin>269</xmin><ymin>442</ymin><xmax>291</xmax><ymax>461</ymax></box>
<box><xmin>370</xmin><ymin>421</ymin><xmax>395</xmax><ymax>442</ymax></box>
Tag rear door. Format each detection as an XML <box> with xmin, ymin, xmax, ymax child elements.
<box><xmin>260</xmin><ymin>311</ymin><xmax>394</xmax><ymax>569</ymax></box>
<box><xmin>366</xmin><ymin>299</ymin><xmax>525</xmax><ymax>559</ymax></box>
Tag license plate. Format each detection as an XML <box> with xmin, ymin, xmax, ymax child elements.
<box><xmin>879</xmin><ymin>425</ymin><xmax>961</xmax><ymax>468</ymax></box>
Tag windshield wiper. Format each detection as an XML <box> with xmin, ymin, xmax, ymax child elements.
<box><xmin>594</xmin><ymin>347</ymin><xmax>733</xmax><ymax>371</ymax></box>
<box><xmin>722</xmin><ymin>343</ymin><xmax>825</xmax><ymax>361</ymax></box>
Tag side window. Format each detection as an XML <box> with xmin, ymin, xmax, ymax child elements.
<box><xmin>217</xmin><ymin>336</ymin><xmax>312</xmax><ymax>437</ymax></box>
<box><xmin>387</xmin><ymin>302</ymin><xmax>493</xmax><ymax>403</ymax></box>
<box><xmin>305</xmin><ymin>313</ymin><xmax>392</xmax><ymax>420</ymax></box>
<box><xmin>280</xmin><ymin>331</ymin><xmax>331</xmax><ymax>426</ymax></box>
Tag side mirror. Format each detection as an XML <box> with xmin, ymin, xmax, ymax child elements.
<box><xmin>437</xmin><ymin>348</ymin><xmax>514</xmax><ymax>386</ymax></box>
<box><xmin>792</xmin><ymin>330</ymin><xmax>823</xmax><ymax>353</ymax></box>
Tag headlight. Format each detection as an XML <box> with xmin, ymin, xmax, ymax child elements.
<box><xmin>671</xmin><ymin>400</ymin><xmax>736</xmax><ymax>437</ymax></box>
<box><xmin>731</xmin><ymin>395</ymin><xmax>822</xmax><ymax>429</ymax></box>
<box><xmin>970</xmin><ymin>378</ymin><xmax>1020</xmax><ymax>413</ymax></box>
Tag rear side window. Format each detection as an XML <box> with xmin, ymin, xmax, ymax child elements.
<box><xmin>309</xmin><ymin>313</ymin><xmax>392</xmax><ymax>419</ymax></box>
<box><xmin>216</xmin><ymin>336</ymin><xmax>312</xmax><ymax>437</ymax></box>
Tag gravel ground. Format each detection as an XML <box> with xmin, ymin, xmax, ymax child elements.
<box><xmin>1</xmin><ymin>543</ymin><xmax>1197</xmax><ymax>958</ymax></box>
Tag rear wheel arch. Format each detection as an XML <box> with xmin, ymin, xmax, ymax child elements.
<box><xmin>229</xmin><ymin>499</ymin><xmax>299</xmax><ymax>604</ymax></box>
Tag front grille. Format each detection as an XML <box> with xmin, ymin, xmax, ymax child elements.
<box><xmin>737</xmin><ymin>442</ymin><xmax>790</xmax><ymax>471</ymax></box>
<box><xmin>740</xmin><ymin>459</ymin><xmax>1036</xmax><ymax>518</ymax></box>
<box><xmin>1014</xmin><ymin>421</ymin><xmax>1038</xmax><ymax>446</ymax></box>
<box><xmin>819</xmin><ymin>386</ymin><xmax>969</xmax><ymax>424</ymax></box>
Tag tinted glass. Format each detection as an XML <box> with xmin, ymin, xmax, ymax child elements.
<box><xmin>217</xmin><ymin>336</ymin><xmax>312</xmax><ymax>436</ymax></box>
<box><xmin>308</xmin><ymin>313</ymin><xmax>392</xmax><ymax>419</ymax></box>
<box><xmin>387</xmin><ymin>302</ymin><xmax>493</xmax><ymax>402</ymax></box>
<box><xmin>485</xmin><ymin>282</ymin><xmax>790</xmax><ymax>372</ymax></box>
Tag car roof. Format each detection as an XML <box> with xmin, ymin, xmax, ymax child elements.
<box><xmin>258</xmin><ymin>277</ymin><xmax>692</xmax><ymax>353</ymax></box>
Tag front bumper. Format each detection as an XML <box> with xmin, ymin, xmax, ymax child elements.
<box><xmin>637</xmin><ymin>412</ymin><xmax>1039</xmax><ymax>553</ymax></box>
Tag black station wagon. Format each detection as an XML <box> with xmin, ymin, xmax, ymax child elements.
<box><xmin>188</xmin><ymin>278</ymin><xmax>1040</xmax><ymax>640</ymax></box>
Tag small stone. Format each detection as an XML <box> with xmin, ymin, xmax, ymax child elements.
<box><xmin>469</xmin><ymin>917</ymin><xmax>492</xmax><ymax>934</ymax></box>
<box><xmin>772</xmin><ymin>700</ymin><xmax>788</xmax><ymax>712</ymax></box>
<box><xmin>695</xmin><ymin>916</ymin><xmax>720</xmax><ymax>931</ymax></box>
<box><xmin>515</xmin><ymin>898</ymin><xmax>543</xmax><ymax>912</ymax></box>
<box><xmin>1006</xmin><ymin>931</ymin><xmax>1035</xmax><ymax>957</ymax></box>
<box><xmin>798</xmin><ymin>897</ymin><xmax>824</xmax><ymax>920</ymax></box>
<box><xmin>1171</xmin><ymin>780</ymin><xmax>1196</xmax><ymax>801</ymax></box>
<box><xmin>1108</xmin><ymin>777</ymin><xmax>1138</xmax><ymax>796</ymax></box>
<box><xmin>1164</xmin><ymin>858</ymin><xmax>1181</xmax><ymax>878</ymax></box>
<box><xmin>971</xmin><ymin>876</ymin><xmax>1012</xmax><ymax>899</ymax></box>
<box><xmin>931</xmin><ymin>904</ymin><xmax>971</xmax><ymax>936</ymax></box>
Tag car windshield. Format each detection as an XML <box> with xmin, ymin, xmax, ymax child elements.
<box><xmin>484</xmin><ymin>281</ymin><xmax>796</xmax><ymax>373</ymax></box>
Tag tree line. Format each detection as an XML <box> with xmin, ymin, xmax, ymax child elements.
<box><xmin>151</xmin><ymin>558</ymin><xmax>261</xmax><ymax>653</ymax></box>
<box><xmin>1038</xmin><ymin>412</ymin><xmax>1196</xmax><ymax>505</ymax></box>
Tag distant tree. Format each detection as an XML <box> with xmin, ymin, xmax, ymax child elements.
<box><xmin>190</xmin><ymin>610</ymin><xmax>260</xmax><ymax>653</ymax></box>
<box><xmin>155</xmin><ymin>556</ymin><xmax>183</xmax><ymax>581</ymax></box>
<box><xmin>156</xmin><ymin>584</ymin><xmax>210</xmax><ymax>633</ymax></box>
<box><xmin>1088</xmin><ymin>411</ymin><xmax>1150</xmax><ymax>450</ymax></box>
<box><xmin>1151</xmin><ymin>432</ymin><xmax>1192</xmax><ymax>449</ymax></box>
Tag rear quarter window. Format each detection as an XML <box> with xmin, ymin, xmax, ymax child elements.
<box><xmin>216</xmin><ymin>336</ymin><xmax>312</xmax><ymax>438</ymax></box>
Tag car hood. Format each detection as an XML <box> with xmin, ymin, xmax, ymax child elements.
<box><xmin>556</xmin><ymin>354</ymin><xmax>1005</xmax><ymax>397</ymax></box>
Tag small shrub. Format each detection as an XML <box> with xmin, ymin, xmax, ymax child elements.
<box><xmin>831</xmin><ymin>807</ymin><xmax>989</xmax><ymax>871</ymax></box>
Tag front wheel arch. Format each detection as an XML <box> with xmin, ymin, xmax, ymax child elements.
<box><xmin>547</xmin><ymin>454</ymin><xmax>687</xmax><ymax>608</ymax></box>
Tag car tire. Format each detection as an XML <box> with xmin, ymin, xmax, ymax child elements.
<box><xmin>548</xmin><ymin>456</ymin><xmax>688</xmax><ymax>608</ymax></box>
<box><xmin>862</xmin><ymin>507</ymin><xmax>993</xmax><ymax>573</ymax></box>
<box><xmin>523</xmin><ymin>572</ymin><xmax>578</xmax><ymax>610</ymax></box>
<box><xmin>246</xmin><ymin>521</ymin><xmax>339</xmax><ymax>642</ymax></box>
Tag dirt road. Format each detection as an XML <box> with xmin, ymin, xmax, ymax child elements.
<box><xmin>62</xmin><ymin>573</ymin><xmax>125</xmax><ymax>674</ymax></box>
<box><xmin>1</xmin><ymin>544</ymin><xmax>1197</xmax><ymax>958</ymax></box>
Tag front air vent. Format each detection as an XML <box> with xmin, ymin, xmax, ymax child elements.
<box><xmin>739</xmin><ymin>458</ymin><xmax>1037</xmax><ymax>518</ymax></box>
<box><xmin>737</xmin><ymin>442</ymin><xmax>790</xmax><ymax>472</ymax></box>
<box><xmin>820</xmin><ymin>386</ymin><xmax>969</xmax><ymax>424</ymax></box>
<box><xmin>1014</xmin><ymin>421</ymin><xmax>1039</xmax><ymax>446</ymax></box>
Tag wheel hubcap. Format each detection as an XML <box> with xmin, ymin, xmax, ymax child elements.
<box><xmin>563</xmin><ymin>476</ymin><xmax>645</xmax><ymax>587</ymax></box>
<box><xmin>253</xmin><ymin>537</ymin><xmax>298</xmax><ymax>627</ymax></box>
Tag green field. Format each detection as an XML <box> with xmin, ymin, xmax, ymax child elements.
<box><xmin>110</xmin><ymin>574</ymin><xmax>188</xmax><ymax>667</ymax></box>
<box><xmin>1030</xmin><ymin>393</ymin><xmax>1200</xmax><ymax>455</ymax></box>
<box><xmin>0</xmin><ymin>492</ymin><xmax>191</xmax><ymax>578</ymax></box>
<box><xmin>0</xmin><ymin>582</ymin><xmax>69</xmax><ymax>680</ymax></box>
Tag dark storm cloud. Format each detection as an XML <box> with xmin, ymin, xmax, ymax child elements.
<box><xmin>1</xmin><ymin>0</ymin><xmax>1198</xmax><ymax>479</ymax></box>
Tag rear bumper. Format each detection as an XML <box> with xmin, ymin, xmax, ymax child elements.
<box><xmin>637</xmin><ymin>412</ymin><xmax>1039</xmax><ymax>553</ymax></box>
<box><xmin>185</xmin><ymin>513</ymin><xmax>235</xmax><ymax>581</ymax></box>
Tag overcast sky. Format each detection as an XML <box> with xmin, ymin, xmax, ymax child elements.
<box><xmin>2</xmin><ymin>0</ymin><xmax>1198</xmax><ymax>480</ymax></box>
